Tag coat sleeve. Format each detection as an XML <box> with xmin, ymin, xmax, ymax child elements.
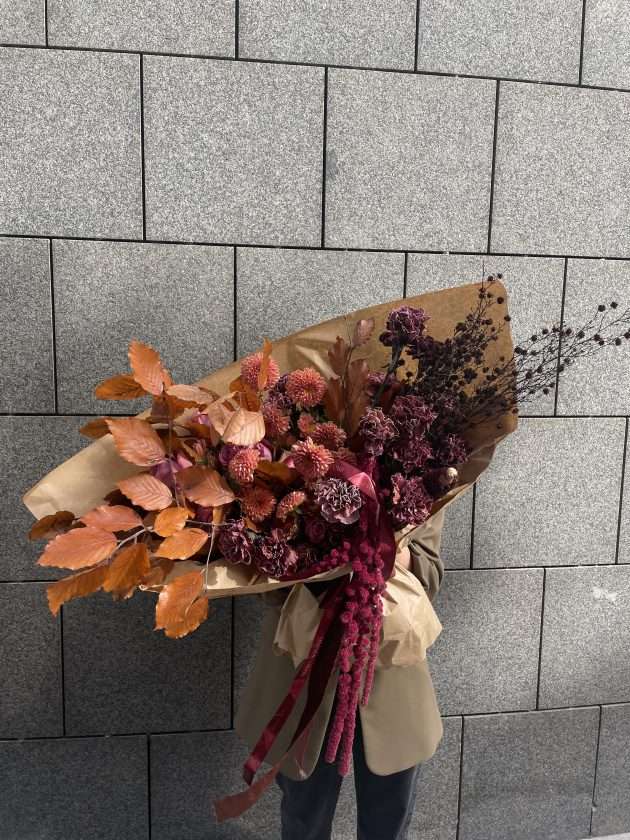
<box><xmin>407</xmin><ymin>505</ymin><xmax>447</xmax><ymax>603</ymax></box>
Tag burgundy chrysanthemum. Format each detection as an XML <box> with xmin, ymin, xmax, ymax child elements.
<box><xmin>285</xmin><ymin>368</ymin><xmax>327</xmax><ymax>408</ymax></box>
<box><xmin>388</xmin><ymin>395</ymin><xmax>438</xmax><ymax>471</ymax></box>
<box><xmin>276</xmin><ymin>490</ymin><xmax>307</xmax><ymax>521</ymax></box>
<box><xmin>240</xmin><ymin>352</ymin><xmax>281</xmax><ymax>391</ymax></box>
<box><xmin>291</xmin><ymin>437</ymin><xmax>334</xmax><ymax>481</ymax></box>
<box><xmin>262</xmin><ymin>402</ymin><xmax>291</xmax><ymax>438</ymax></box>
<box><xmin>241</xmin><ymin>485</ymin><xmax>276</xmax><ymax>522</ymax></box>
<box><xmin>228</xmin><ymin>447</ymin><xmax>260</xmax><ymax>484</ymax></box>
<box><xmin>389</xmin><ymin>473</ymin><xmax>433</xmax><ymax>529</ymax></box>
<box><xmin>310</xmin><ymin>421</ymin><xmax>347</xmax><ymax>451</ymax></box>
<box><xmin>358</xmin><ymin>407</ymin><xmax>398</xmax><ymax>456</ymax></box>
<box><xmin>254</xmin><ymin>530</ymin><xmax>297</xmax><ymax>578</ymax></box>
<box><xmin>379</xmin><ymin>306</ymin><xmax>430</xmax><ymax>347</ymax></box>
<box><xmin>217</xmin><ymin>521</ymin><xmax>256</xmax><ymax>565</ymax></box>
<box><xmin>313</xmin><ymin>477</ymin><xmax>363</xmax><ymax>525</ymax></box>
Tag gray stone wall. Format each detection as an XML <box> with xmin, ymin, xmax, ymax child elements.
<box><xmin>1</xmin><ymin>2</ymin><xmax>629</xmax><ymax>838</ymax></box>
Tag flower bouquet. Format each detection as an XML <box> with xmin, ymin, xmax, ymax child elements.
<box><xmin>22</xmin><ymin>274</ymin><xmax>630</xmax><ymax>822</ymax></box>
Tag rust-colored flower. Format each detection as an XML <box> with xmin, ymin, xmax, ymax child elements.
<box><xmin>262</xmin><ymin>402</ymin><xmax>291</xmax><ymax>438</ymax></box>
<box><xmin>240</xmin><ymin>351</ymin><xmax>280</xmax><ymax>391</ymax></box>
<box><xmin>241</xmin><ymin>485</ymin><xmax>276</xmax><ymax>522</ymax></box>
<box><xmin>228</xmin><ymin>447</ymin><xmax>260</xmax><ymax>484</ymax></box>
<box><xmin>310</xmin><ymin>421</ymin><xmax>347</xmax><ymax>451</ymax></box>
<box><xmin>285</xmin><ymin>368</ymin><xmax>327</xmax><ymax>408</ymax></box>
<box><xmin>276</xmin><ymin>490</ymin><xmax>307</xmax><ymax>521</ymax></box>
<box><xmin>297</xmin><ymin>411</ymin><xmax>317</xmax><ymax>436</ymax></box>
<box><xmin>291</xmin><ymin>437</ymin><xmax>334</xmax><ymax>481</ymax></box>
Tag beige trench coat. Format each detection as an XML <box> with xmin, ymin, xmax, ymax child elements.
<box><xmin>234</xmin><ymin>505</ymin><xmax>447</xmax><ymax>781</ymax></box>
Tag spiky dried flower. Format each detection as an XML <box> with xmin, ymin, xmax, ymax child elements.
<box><xmin>241</xmin><ymin>485</ymin><xmax>276</xmax><ymax>522</ymax></box>
<box><xmin>291</xmin><ymin>437</ymin><xmax>334</xmax><ymax>481</ymax></box>
<box><xmin>286</xmin><ymin>367</ymin><xmax>328</xmax><ymax>407</ymax></box>
<box><xmin>240</xmin><ymin>352</ymin><xmax>280</xmax><ymax>391</ymax></box>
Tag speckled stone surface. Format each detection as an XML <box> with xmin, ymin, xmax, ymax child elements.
<box><xmin>416</xmin><ymin>0</ymin><xmax>582</xmax><ymax>83</ymax></box>
<box><xmin>62</xmin><ymin>591</ymin><xmax>231</xmax><ymax>735</ymax></box>
<box><xmin>0</xmin><ymin>582</ymin><xmax>62</xmax><ymax>738</ymax></box>
<box><xmin>616</xmin><ymin>452</ymin><xmax>630</xmax><ymax>565</ymax></box>
<box><xmin>325</xmin><ymin>70</ymin><xmax>495</xmax><ymax>251</ymax></box>
<box><xmin>539</xmin><ymin>565</ymin><xmax>630</xmax><ymax>708</ymax></box>
<box><xmin>439</xmin><ymin>488</ymin><xmax>473</xmax><ymax>570</ymax></box>
<box><xmin>1</xmin><ymin>415</ymin><xmax>93</xmax><ymax>581</ymax></box>
<box><xmin>52</xmin><ymin>239</ymin><xmax>234</xmax><ymax>413</ymax></box>
<box><xmin>0</xmin><ymin>48</ymin><xmax>142</xmax><ymax>239</ymax></box>
<box><xmin>428</xmin><ymin>569</ymin><xmax>544</xmax><ymax>715</ymax></box>
<box><xmin>144</xmin><ymin>56</ymin><xmax>324</xmax><ymax>246</ymax></box>
<box><xmin>233</xmin><ymin>593</ymin><xmax>264</xmax><ymax>714</ymax></box>
<box><xmin>48</xmin><ymin>0</ymin><xmax>235</xmax><ymax>56</ymax></box>
<box><xmin>591</xmin><ymin>703</ymin><xmax>630</xmax><ymax>835</ymax></box>
<box><xmin>407</xmin><ymin>253</ymin><xmax>566</xmax><ymax>416</ymax></box>
<box><xmin>236</xmin><ymin>247</ymin><xmax>404</xmax><ymax>355</ymax></box>
<box><xmin>556</xmin><ymin>259</ymin><xmax>630</xmax><ymax>415</ymax></box>
<box><xmin>492</xmin><ymin>82</ymin><xmax>630</xmax><ymax>257</ymax></box>
<box><xmin>0</xmin><ymin>735</ymin><xmax>148</xmax><ymax>839</ymax></box>
<box><xmin>0</xmin><ymin>0</ymin><xmax>45</xmax><ymax>43</ymax></box>
<box><xmin>0</xmin><ymin>237</ymin><xmax>54</xmax><ymax>412</ymax></box>
<box><xmin>459</xmin><ymin>707</ymin><xmax>599</xmax><ymax>840</ymax></box>
<box><xmin>239</xmin><ymin>0</ymin><xmax>416</xmax><ymax>69</ymax></box>
<box><xmin>473</xmin><ymin>417</ymin><xmax>624</xmax><ymax>567</ymax></box>
<box><xmin>583</xmin><ymin>0</ymin><xmax>630</xmax><ymax>89</ymax></box>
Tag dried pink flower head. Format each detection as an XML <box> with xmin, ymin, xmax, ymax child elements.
<box><xmin>297</xmin><ymin>411</ymin><xmax>317</xmax><ymax>436</ymax></box>
<box><xmin>285</xmin><ymin>367</ymin><xmax>327</xmax><ymax>408</ymax></box>
<box><xmin>358</xmin><ymin>407</ymin><xmax>397</xmax><ymax>456</ymax></box>
<box><xmin>380</xmin><ymin>306</ymin><xmax>430</xmax><ymax>347</ymax></box>
<box><xmin>262</xmin><ymin>402</ymin><xmax>291</xmax><ymax>438</ymax></box>
<box><xmin>310</xmin><ymin>421</ymin><xmax>347</xmax><ymax>451</ymax></box>
<box><xmin>254</xmin><ymin>529</ymin><xmax>297</xmax><ymax>578</ymax></box>
<box><xmin>240</xmin><ymin>352</ymin><xmax>280</xmax><ymax>391</ymax></box>
<box><xmin>276</xmin><ymin>490</ymin><xmax>307</xmax><ymax>521</ymax></box>
<box><xmin>313</xmin><ymin>477</ymin><xmax>363</xmax><ymax>525</ymax></box>
<box><xmin>218</xmin><ymin>520</ymin><xmax>255</xmax><ymax>565</ymax></box>
<box><xmin>332</xmin><ymin>446</ymin><xmax>358</xmax><ymax>466</ymax></box>
<box><xmin>389</xmin><ymin>473</ymin><xmax>432</xmax><ymax>529</ymax></box>
<box><xmin>241</xmin><ymin>485</ymin><xmax>276</xmax><ymax>522</ymax></box>
<box><xmin>291</xmin><ymin>437</ymin><xmax>334</xmax><ymax>481</ymax></box>
<box><xmin>228</xmin><ymin>447</ymin><xmax>260</xmax><ymax>484</ymax></box>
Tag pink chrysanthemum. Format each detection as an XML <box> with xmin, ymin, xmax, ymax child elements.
<box><xmin>291</xmin><ymin>437</ymin><xmax>334</xmax><ymax>481</ymax></box>
<box><xmin>241</xmin><ymin>485</ymin><xmax>276</xmax><ymax>522</ymax></box>
<box><xmin>310</xmin><ymin>421</ymin><xmax>347</xmax><ymax>451</ymax></box>
<box><xmin>228</xmin><ymin>448</ymin><xmax>260</xmax><ymax>484</ymax></box>
<box><xmin>276</xmin><ymin>490</ymin><xmax>307</xmax><ymax>521</ymax></box>
<box><xmin>285</xmin><ymin>368</ymin><xmax>327</xmax><ymax>408</ymax></box>
<box><xmin>262</xmin><ymin>402</ymin><xmax>291</xmax><ymax>438</ymax></box>
<box><xmin>297</xmin><ymin>412</ymin><xmax>316</xmax><ymax>436</ymax></box>
<box><xmin>240</xmin><ymin>352</ymin><xmax>280</xmax><ymax>391</ymax></box>
<box><xmin>332</xmin><ymin>446</ymin><xmax>358</xmax><ymax>466</ymax></box>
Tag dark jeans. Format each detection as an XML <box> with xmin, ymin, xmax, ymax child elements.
<box><xmin>275</xmin><ymin>693</ymin><xmax>421</xmax><ymax>840</ymax></box>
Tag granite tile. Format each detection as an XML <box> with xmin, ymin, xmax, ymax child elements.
<box><xmin>233</xmin><ymin>594</ymin><xmax>265</xmax><ymax>714</ymax></box>
<box><xmin>0</xmin><ymin>0</ymin><xmax>45</xmax><ymax>43</ymax></box>
<box><xmin>2</xmin><ymin>415</ymin><xmax>93</xmax><ymax>582</ymax></box>
<box><xmin>407</xmin><ymin>254</ymin><xmax>566</xmax><ymax>416</ymax></box>
<box><xmin>239</xmin><ymin>0</ymin><xmax>416</xmax><ymax>70</ymax></box>
<box><xmin>0</xmin><ymin>735</ymin><xmax>148</xmax><ymax>840</ymax></box>
<box><xmin>556</xmin><ymin>259</ymin><xmax>630</xmax><ymax>415</ymax></box>
<box><xmin>62</xmin><ymin>589</ymin><xmax>231</xmax><ymax>735</ymax></box>
<box><xmin>52</xmin><ymin>239</ymin><xmax>234</xmax><ymax>414</ymax></box>
<box><xmin>591</xmin><ymin>703</ymin><xmax>630</xmax><ymax>835</ymax></box>
<box><xmin>459</xmin><ymin>707</ymin><xmax>600</xmax><ymax>840</ymax></box>
<box><xmin>583</xmin><ymin>0</ymin><xmax>630</xmax><ymax>89</ymax></box>
<box><xmin>144</xmin><ymin>56</ymin><xmax>324</xmax><ymax>246</ymax></box>
<box><xmin>428</xmin><ymin>569</ymin><xmax>543</xmax><ymax>715</ymax></box>
<box><xmin>0</xmin><ymin>236</ymin><xmax>54</xmax><ymax>412</ymax></box>
<box><xmin>473</xmin><ymin>417</ymin><xmax>624</xmax><ymax>568</ymax></box>
<box><xmin>440</xmin><ymin>490</ymin><xmax>473</xmax><ymax>570</ymax></box>
<box><xmin>0</xmin><ymin>582</ymin><xmax>62</xmax><ymax>738</ymax></box>
<box><xmin>417</xmin><ymin>0</ymin><xmax>582</xmax><ymax>83</ymax></box>
<box><xmin>236</xmin><ymin>247</ymin><xmax>404</xmax><ymax>355</ymax></box>
<box><xmin>539</xmin><ymin>565</ymin><xmax>630</xmax><ymax>708</ymax></box>
<box><xmin>492</xmin><ymin>82</ymin><xmax>630</xmax><ymax>257</ymax></box>
<box><xmin>325</xmin><ymin>70</ymin><xmax>495</xmax><ymax>251</ymax></box>
<box><xmin>617</xmin><ymin>438</ymin><xmax>630</xmax><ymax>565</ymax></box>
<box><xmin>48</xmin><ymin>0</ymin><xmax>235</xmax><ymax>56</ymax></box>
<box><xmin>0</xmin><ymin>47</ymin><xmax>142</xmax><ymax>239</ymax></box>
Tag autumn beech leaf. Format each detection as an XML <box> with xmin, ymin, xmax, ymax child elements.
<box><xmin>228</xmin><ymin>377</ymin><xmax>260</xmax><ymax>411</ymax></box>
<box><xmin>178</xmin><ymin>465</ymin><xmax>235</xmax><ymax>507</ymax></box>
<box><xmin>80</xmin><ymin>504</ymin><xmax>144</xmax><ymax>532</ymax></box>
<box><xmin>165</xmin><ymin>384</ymin><xmax>219</xmax><ymax>406</ymax></box>
<box><xmin>46</xmin><ymin>566</ymin><xmax>109</xmax><ymax>616</ymax></box>
<box><xmin>128</xmin><ymin>340</ymin><xmax>173</xmax><ymax>396</ymax></box>
<box><xmin>205</xmin><ymin>397</ymin><xmax>236</xmax><ymax>437</ymax></box>
<box><xmin>142</xmin><ymin>557</ymin><xmax>175</xmax><ymax>587</ymax></box>
<box><xmin>323</xmin><ymin>377</ymin><xmax>344</xmax><ymax>425</ymax></box>
<box><xmin>102</xmin><ymin>543</ymin><xmax>151</xmax><ymax>599</ymax></box>
<box><xmin>79</xmin><ymin>417</ymin><xmax>116</xmax><ymax>439</ymax></box>
<box><xmin>28</xmin><ymin>510</ymin><xmax>75</xmax><ymax>541</ymax></box>
<box><xmin>255</xmin><ymin>459</ymin><xmax>297</xmax><ymax>485</ymax></box>
<box><xmin>37</xmin><ymin>526</ymin><xmax>118</xmax><ymax>570</ymax></box>
<box><xmin>94</xmin><ymin>374</ymin><xmax>147</xmax><ymax>401</ymax></box>
<box><xmin>257</xmin><ymin>338</ymin><xmax>274</xmax><ymax>390</ymax></box>
<box><xmin>222</xmin><ymin>407</ymin><xmax>265</xmax><ymax>446</ymax></box>
<box><xmin>105</xmin><ymin>417</ymin><xmax>167</xmax><ymax>467</ymax></box>
<box><xmin>353</xmin><ymin>318</ymin><xmax>375</xmax><ymax>348</ymax></box>
<box><xmin>328</xmin><ymin>336</ymin><xmax>348</xmax><ymax>377</ymax></box>
<box><xmin>153</xmin><ymin>506</ymin><xmax>190</xmax><ymax>537</ymax></box>
<box><xmin>117</xmin><ymin>474</ymin><xmax>173</xmax><ymax>511</ymax></box>
<box><xmin>155</xmin><ymin>527</ymin><xmax>209</xmax><ymax>560</ymax></box>
<box><xmin>154</xmin><ymin>569</ymin><xmax>209</xmax><ymax>638</ymax></box>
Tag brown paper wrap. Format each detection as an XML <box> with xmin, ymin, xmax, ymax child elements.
<box><xmin>21</xmin><ymin>280</ymin><xmax>517</xmax><ymax>657</ymax></box>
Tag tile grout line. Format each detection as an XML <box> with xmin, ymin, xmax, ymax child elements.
<box><xmin>139</xmin><ymin>54</ymin><xmax>147</xmax><ymax>241</ymax></box>
<box><xmin>535</xmin><ymin>567</ymin><xmax>547</xmax><ymax>709</ymax></box>
<box><xmin>43</xmin><ymin>0</ymin><xmax>48</xmax><ymax>46</ymax></box>
<box><xmin>3</xmin><ymin>412</ymin><xmax>630</xmax><ymax>421</ymax></box>
<box><xmin>455</xmin><ymin>716</ymin><xmax>465</xmax><ymax>840</ymax></box>
<box><xmin>469</xmin><ymin>484</ymin><xmax>476</xmax><ymax>569</ymax></box>
<box><xmin>234</xmin><ymin>0</ymin><xmax>239</xmax><ymax>60</ymax></box>
<box><xmin>553</xmin><ymin>258</ymin><xmax>569</xmax><ymax>416</ymax></box>
<box><xmin>147</xmin><ymin>734</ymin><xmax>152</xmax><ymax>840</ymax></box>
<box><xmin>579</xmin><ymin>0</ymin><xmax>587</xmax><ymax>85</ymax></box>
<box><xmin>403</xmin><ymin>251</ymin><xmax>408</xmax><ymax>297</ymax></box>
<box><xmin>414</xmin><ymin>0</ymin><xmax>421</xmax><ymax>72</ymax></box>
<box><xmin>59</xmin><ymin>605</ymin><xmax>67</xmax><ymax>736</ymax></box>
<box><xmin>48</xmin><ymin>239</ymin><xmax>58</xmax><ymax>413</ymax></box>
<box><xmin>321</xmin><ymin>67</ymin><xmax>328</xmax><ymax>248</ymax></box>
<box><xmin>588</xmin><ymin>705</ymin><xmax>603</xmax><ymax>836</ymax></box>
<box><xmin>486</xmin><ymin>80</ymin><xmax>500</xmax><ymax>253</ymax></box>
<box><xmin>614</xmin><ymin>416</ymin><xmax>628</xmax><ymax>564</ymax></box>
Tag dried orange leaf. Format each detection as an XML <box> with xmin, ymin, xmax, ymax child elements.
<box><xmin>117</xmin><ymin>474</ymin><xmax>173</xmax><ymax>511</ymax></box>
<box><xmin>154</xmin><ymin>568</ymin><xmax>208</xmax><ymax>638</ymax></box>
<box><xmin>161</xmin><ymin>595</ymin><xmax>209</xmax><ymax>639</ymax></box>
<box><xmin>222</xmin><ymin>407</ymin><xmax>265</xmax><ymax>446</ymax></box>
<box><xmin>153</xmin><ymin>506</ymin><xmax>190</xmax><ymax>537</ymax></box>
<box><xmin>141</xmin><ymin>557</ymin><xmax>175</xmax><ymax>587</ymax></box>
<box><xmin>178</xmin><ymin>465</ymin><xmax>235</xmax><ymax>507</ymax></box>
<box><xmin>38</xmin><ymin>526</ymin><xmax>118</xmax><ymax>570</ymax></box>
<box><xmin>94</xmin><ymin>373</ymin><xmax>147</xmax><ymax>400</ymax></box>
<box><xmin>46</xmin><ymin>566</ymin><xmax>109</xmax><ymax>616</ymax></box>
<box><xmin>205</xmin><ymin>397</ymin><xmax>236</xmax><ymax>436</ymax></box>
<box><xmin>128</xmin><ymin>340</ymin><xmax>172</xmax><ymax>396</ymax></box>
<box><xmin>255</xmin><ymin>459</ymin><xmax>298</xmax><ymax>485</ymax></box>
<box><xmin>79</xmin><ymin>417</ymin><xmax>115</xmax><ymax>439</ymax></box>
<box><xmin>165</xmin><ymin>384</ymin><xmax>220</xmax><ymax>405</ymax></box>
<box><xmin>80</xmin><ymin>504</ymin><xmax>144</xmax><ymax>532</ymax></box>
<box><xmin>155</xmin><ymin>527</ymin><xmax>209</xmax><ymax>560</ymax></box>
<box><xmin>328</xmin><ymin>336</ymin><xmax>348</xmax><ymax>377</ymax></box>
<box><xmin>323</xmin><ymin>376</ymin><xmax>344</xmax><ymax>424</ymax></box>
<box><xmin>103</xmin><ymin>543</ymin><xmax>151</xmax><ymax>598</ymax></box>
<box><xmin>28</xmin><ymin>510</ymin><xmax>75</xmax><ymax>541</ymax></box>
<box><xmin>105</xmin><ymin>416</ymin><xmax>167</xmax><ymax>467</ymax></box>
<box><xmin>257</xmin><ymin>338</ymin><xmax>274</xmax><ymax>390</ymax></box>
<box><xmin>228</xmin><ymin>377</ymin><xmax>260</xmax><ymax>411</ymax></box>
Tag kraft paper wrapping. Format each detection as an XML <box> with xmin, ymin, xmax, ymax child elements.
<box><xmin>21</xmin><ymin>279</ymin><xmax>517</xmax><ymax>622</ymax></box>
